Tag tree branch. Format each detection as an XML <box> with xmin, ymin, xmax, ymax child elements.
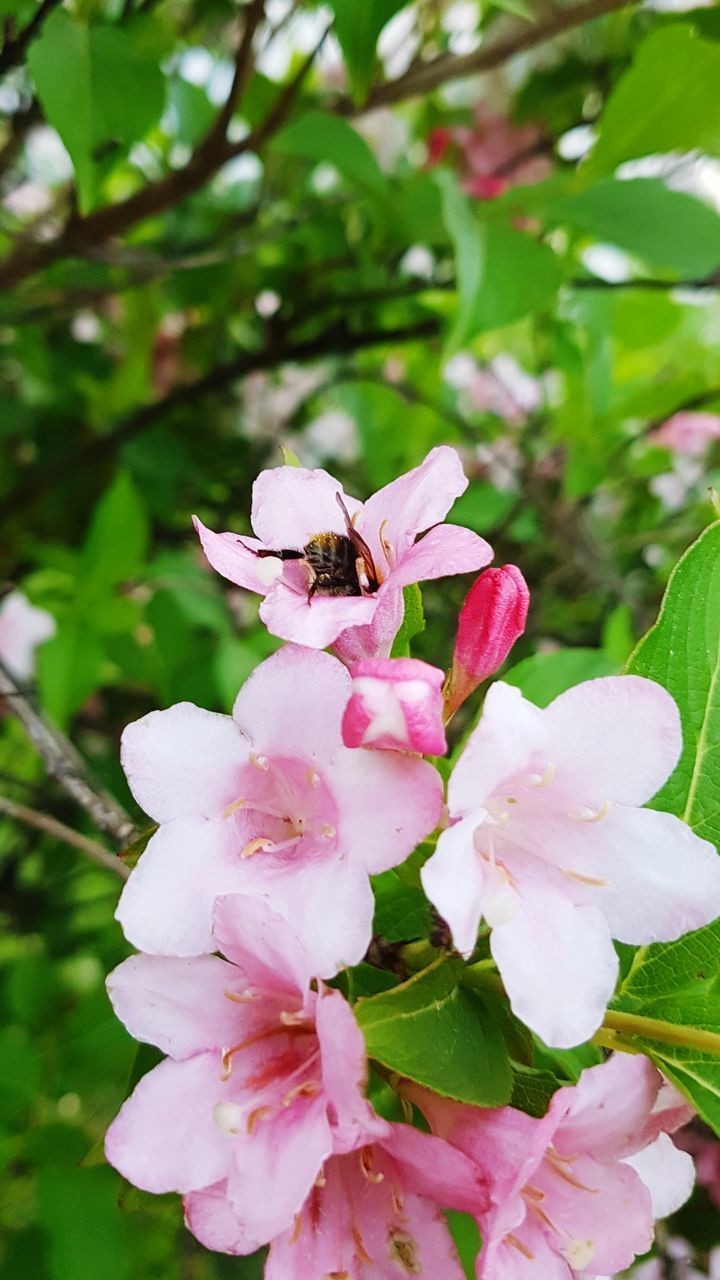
<box><xmin>0</xmin><ymin>0</ymin><xmax>62</xmax><ymax>77</ymax></box>
<box><xmin>0</xmin><ymin>792</ymin><xmax>129</xmax><ymax>877</ymax></box>
<box><xmin>0</xmin><ymin>658</ymin><xmax>136</xmax><ymax>843</ymax></box>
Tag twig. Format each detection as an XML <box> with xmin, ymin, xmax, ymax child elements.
<box><xmin>0</xmin><ymin>658</ymin><xmax>136</xmax><ymax>843</ymax></box>
<box><xmin>0</xmin><ymin>0</ymin><xmax>63</xmax><ymax>77</ymax></box>
<box><xmin>0</xmin><ymin>793</ymin><xmax>129</xmax><ymax>878</ymax></box>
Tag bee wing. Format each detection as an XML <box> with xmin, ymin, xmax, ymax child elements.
<box><xmin>335</xmin><ymin>493</ymin><xmax>378</xmax><ymax>590</ymax></box>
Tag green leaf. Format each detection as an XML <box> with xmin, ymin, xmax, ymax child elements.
<box><xmin>36</xmin><ymin>617</ymin><xmax>104</xmax><ymax>728</ymax></box>
<box><xmin>587</xmin><ymin>26</ymin><xmax>720</xmax><ymax>178</ymax></box>
<box><xmin>550</xmin><ymin>180</ymin><xmax>720</xmax><ymax>277</ymax></box>
<box><xmin>438</xmin><ymin>174</ymin><xmax>562</xmax><ymax>348</ymax></box>
<box><xmin>80</xmin><ymin>471</ymin><xmax>149</xmax><ymax>601</ymax></box>
<box><xmin>510</xmin><ymin>1066</ymin><xmax>562</xmax><ymax>1118</ymax></box>
<box><xmin>355</xmin><ymin>958</ymin><xmax>512</xmax><ymax>1105</ymax></box>
<box><xmin>372</xmin><ymin>869</ymin><xmax>431</xmax><ymax>943</ymax></box>
<box><xmin>329</xmin><ymin>0</ymin><xmax>407</xmax><ymax>102</ymax></box>
<box><xmin>28</xmin><ymin>11</ymin><xmax>166</xmax><ymax>213</ymax></box>
<box><xmin>390</xmin><ymin>584</ymin><xmax>425</xmax><ymax>657</ymax></box>
<box><xmin>627</xmin><ymin>521</ymin><xmax>720</xmax><ymax>846</ymax></box>
<box><xmin>270</xmin><ymin>111</ymin><xmax>387</xmax><ymax>195</ymax></box>
<box><xmin>503</xmin><ymin>648</ymin><xmax>619</xmax><ymax>708</ymax></box>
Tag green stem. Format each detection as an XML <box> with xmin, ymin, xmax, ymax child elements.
<box><xmin>603</xmin><ymin>1009</ymin><xmax>720</xmax><ymax>1056</ymax></box>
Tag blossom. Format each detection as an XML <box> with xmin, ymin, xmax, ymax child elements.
<box><xmin>185</xmin><ymin>1116</ymin><xmax>490</xmax><ymax>1273</ymax></box>
<box><xmin>0</xmin><ymin>590</ymin><xmax>55</xmax><ymax>680</ymax></box>
<box><xmin>675</xmin><ymin>1124</ymin><xmax>720</xmax><ymax>1208</ymax></box>
<box><xmin>193</xmin><ymin>446</ymin><xmax>492</xmax><ymax>658</ymax></box>
<box><xmin>106</xmin><ymin>895</ymin><xmax>383</xmax><ymax>1249</ymax></box>
<box><xmin>342</xmin><ymin>657</ymin><xmax>447</xmax><ymax>755</ymax></box>
<box><xmin>422</xmin><ymin>675</ymin><xmax>720</xmax><ymax>1046</ymax></box>
<box><xmin>411</xmin><ymin>1054</ymin><xmax>694</xmax><ymax>1280</ymax></box>
<box><xmin>443</xmin><ymin>565</ymin><xmax>529</xmax><ymax>719</ymax></box>
<box><xmin>116</xmin><ymin>644</ymin><xmax>442</xmax><ymax>977</ymax></box>
<box><xmin>650</xmin><ymin>411</ymin><xmax>720</xmax><ymax>457</ymax></box>
<box><xmin>427</xmin><ymin>106</ymin><xmax>552</xmax><ymax>201</ymax></box>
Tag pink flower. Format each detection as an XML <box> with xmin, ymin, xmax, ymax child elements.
<box><xmin>422</xmin><ymin>675</ymin><xmax>720</xmax><ymax>1046</ymax></box>
<box><xmin>342</xmin><ymin>657</ymin><xmax>447</xmax><ymax>755</ymax></box>
<box><xmin>0</xmin><ymin>590</ymin><xmax>55</xmax><ymax>680</ymax></box>
<box><xmin>185</xmin><ymin>1116</ymin><xmax>490</xmax><ymax>1272</ymax></box>
<box><xmin>116</xmin><ymin>645</ymin><xmax>442</xmax><ymax>977</ymax></box>
<box><xmin>650</xmin><ymin>412</ymin><xmax>720</xmax><ymax>457</ymax></box>
<box><xmin>411</xmin><ymin>1054</ymin><xmax>694</xmax><ymax>1279</ymax></box>
<box><xmin>427</xmin><ymin>107</ymin><xmax>552</xmax><ymax>201</ymax></box>
<box><xmin>193</xmin><ymin>446</ymin><xmax>492</xmax><ymax>658</ymax></box>
<box><xmin>675</xmin><ymin>1126</ymin><xmax>720</xmax><ymax>1208</ymax></box>
<box><xmin>444</xmin><ymin>565</ymin><xmax>529</xmax><ymax>719</ymax></box>
<box><xmin>106</xmin><ymin>895</ymin><xmax>383</xmax><ymax>1250</ymax></box>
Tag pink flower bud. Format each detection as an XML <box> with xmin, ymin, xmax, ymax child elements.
<box><xmin>342</xmin><ymin>658</ymin><xmax>447</xmax><ymax>756</ymax></box>
<box><xmin>444</xmin><ymin>565</ymin><xmax>529</xmax><ymax>719</ymax></box>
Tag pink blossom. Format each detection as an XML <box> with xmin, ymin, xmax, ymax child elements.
<box><xmin>193</xmin><ymin>446</ymin><xmax>492</xmax><ymax>657</ymax></box>
<box><xmin>444</xmin><ymin>565</ymin><xmax>529</xmax><ymax>719</ymax></box>
<box><xmin>116</xmin><ymin>644</ymin><xmax>442</xmax><ymax>977</ymax></box>
<box><xmin>185</xmin><ymin>1116</ymin><xmax>490</xmax><ymax>1272</ymax></box>
<box><xmin>650</xmin><ymin>412</ymin><xmax>720</xmax><ymax>457</ymax></box>
<box><xmin>342</xmin><ymin>657</ymin><xmax>447</xmax><ymax>755</ymax></box>
<box><xmin>422</xmin><ymin>675</ymin><xmax>720</xmax><ymax>1046</ymax></box>
<box><xmin>411</xmin><ymin>1054</ymin><xmax>694</xmax><ymax>1280</ymax></box>
<box><xmin>106</xmin><ymin>894</ymin><xmax>384</xmax><ymax>1249</ymax></box>
<box><xmin>675</xmin><ymin>1126</ymin><xmax>720</xmax><ymax>1208</ymax></box>
<box><xmin>427</xmin><ymin>106</ymin><xmax>552</xmax><ymax>201</ymax></box>
<box><xmin>0</xmin><ymin>590</ymin><xmax>55</xmax><ymax>680</ymax></box>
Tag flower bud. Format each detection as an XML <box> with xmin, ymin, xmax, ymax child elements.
<box><xmin>342</xmin><ymin>658</ymin><xmax>447</xmax><ymax>755</ymax></box>
<box><xmin>444</xmin><ymin>565</ymin><xmax>529</xmax><ymax>719</ymax></box>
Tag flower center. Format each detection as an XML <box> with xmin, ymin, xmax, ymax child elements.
<box><xmin>224</xmin><ymin>754</ymin><xmax>339</xmax><ymax>864</ymax></box>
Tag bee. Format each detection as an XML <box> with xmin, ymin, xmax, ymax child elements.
<box><xmin>246</xmin><ymin>494</ymin><xmax>380</xmax><ymax>600</ymax></box>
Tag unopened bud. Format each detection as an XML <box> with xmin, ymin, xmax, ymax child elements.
<box><xmin>342</xmin><ymin>658</ymin><xmax>447</xmax><ymax>756</ymax></box>
<box><xmin>444</xmin><ymin>565</ymin><xmax>529</xmax><ymax>720</ymax></box>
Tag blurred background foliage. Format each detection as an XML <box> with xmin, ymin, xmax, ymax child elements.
<box><xmin>3</xmin><ymin>0</ymin><xmax>720</xmax><ymax>1275</ymax></box>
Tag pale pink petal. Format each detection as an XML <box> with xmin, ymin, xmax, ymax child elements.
<box><xmin>448</xmin><ymin>682</ymin><xmax>549</xmax><ymax>818</ymax></box>
<box><xmin>258</xmin><ymin>583</ymin><xmax>377</xmax><ymax>647</ymax></box>
<box><xmin>544</xmin><ymin>676</ymin><xmax>681</xmax><ymax>808</ymax></box>
<box><xmin>115</xmin><ymin>817</ymin><xmax>239</xmax><ymax>956</ymax></box>
<box><xmin>231</xmin><ymin>644</ymin><xmax>349</xmax><ymax>760</ymax></box>
<box><xmin>479</xmin><ymin>1217</ymin><xmax>572</xmax><ymax>1280</ymax></box>
<box><xmin>360</xmin><ymin>445</ymin><xmax>470</xmax><ymax>558</ymax></box>
<box><xmin>329</xmin><ymin>750</ymin><xmax>443</xmax><ymax>874</ymax></box>
<box><xmin>251</xmin><ymin>465</ymin><xmax>361</xmax><ymax>548</ymax></box>
<box><xmin>105</xmin><ymin>1054</ymin><xmax>231</xmax><ymax>1194</ymax></box>
<box><xmin>184</xmin><ymin>1182</ymin><xmax>263</xmax><ymax>1255</ymax></box>
<box><xmin>331</xmin><ymin>587</ymin><xmax>404</xmax><ymax>663</ymax></box>
<box><xmin>193</xmin><ymin>517</ymin><xmax>276</xmax><ymax>593</ymax></box>
<box><xmin>315</xmin><ymin>989</ymin><xmax>381</xmax><ymax>1153</ymax></box>
<box><xmin>534</xmin><ymin>1152</ymin><xmax>652</xmax><ymax>1275</ymax></box>
<box><xmin>546</xmin><ymin>806</ymin><xmax>720</xmax><ymax>945</ymax></box>
<box><xmin>382</xmin><ymin>1122</ymin><xmax>490</xmax><ymax>1215</ymax></box>
<box><xmin>0</xmin><ymin>590</ymin><xmax>55</xmax><ymax>680</ymax></box>
<box><xmin>106</xmin><ymin>953</ymin><xmax>240</xmax><ymax>1058</ymax></box>
<box><xmin>342</xmin><ymin>658</ymin><xmax>447</xmax><ymax>754</ymax></box>
<box><xmin>490</xmin><ymin>880</ymin><xmax>619</xmax><ymax>1047</ymax></box>
<box><xmin>226</xmin><ymin>1096</ymin><xmax>332</xmax><ymax>1245</ymax></box>
<box><xmin>212</xmin><ymin>894</ymin><xmax>311</xmax><ymax>997</ymax></box>
<box><xmin>121</xmin><ymin>703</ymin><xmax>248</xmax><ymax>824</ymax></box>
<box><xmin>555</xmin><ymin>1055</ymin><xmax>661</xmax><ymax>1162</ymax></box>
<box><xmin>387</xmin><ymin>523</ymin><xmax>492</xmax><ymax>592</ymax></box>
<box><xmin>624</xmin><ymin>1133</ymin><xmax>695</xmax><ymax>1219</ymax></box>
<box><xmin>421</xmin><ymin>814</ymin><xmax>487</xmax><ymax>956</ymax></box>
<box><xmin>237</xmin><ymin>853</ymin><xmax>374</xmax><ymax>978</ymax></box>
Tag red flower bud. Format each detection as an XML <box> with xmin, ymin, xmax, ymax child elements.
<box><xmin>444</xmin><ymin>565</ymin><xmax>529</xmax><ymax>720</ymax></box>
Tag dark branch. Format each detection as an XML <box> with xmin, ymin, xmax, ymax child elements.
<box><xmin>0</xmin><ymin>0</ymin><xmax>62</xmax><ymax>77</ymax></box>
<box><xmin>0</xmin><ymin>792</ymin><xmax>129</xmax><ymax>878</ymax></box>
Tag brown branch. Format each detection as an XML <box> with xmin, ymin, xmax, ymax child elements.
<box><xmin>0</xmin><ymin>792</ymin><xmax>129</xmax><ymax>878</ymax></box>
<box><xmin>0</xmin><ymin>658</ymin><xmax>136</xmax><ymax>843</ymax></box>
<box><xmin>0</xmin><ymin>0</ymin><xmax>63</xmax><ymax>77</ymax></box>
<box><xmin>347</xmin><ymin>0</ymin><xmax>636</xmax><ymax>111</ymax></box>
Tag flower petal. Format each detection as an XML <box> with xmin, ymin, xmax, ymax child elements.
<box><xmin>105</xmin><ymin>1054</ymin><xmax>231</xmax><ymax>1194</ymax></box>
<box><xmin>544</xmin><ymin>675</ymin><xmax>681</xmax><ymax>808</ymax></box>
<box><xmin>107</xmin><ymin>953</ymin><xmax>240</xmax><ymax>1059</ymax></box>
<box><xmin>624</xmin><ymin>1133</ymin><xmax>695</xmax><ymax>1219</ymax></box>
<box><xmin>360</xmin><ymin>445</ymin><xmax>470</xmax><ymax>559</ymax></box>
<box><xmin>555</xmin><ymin>1055</ymin><xmax>661</xmax><ymax>1162</ymax></box>
<box><xmin>184</xmin><ymin>1181</ymin><xmax>263</xmax><ymax>1255</ymax></box>
<box><xmin>211</xmin><ymin>894</ymin><xmax>311</xmax><ymax>998</ymax></box>
<box><xmin>490</xmin><ymin>879</ymin><xmax>619</xmax><ymax>1048</ymax></box>
<box><xmin>331</xmin><ymin>588</ymin><xmax>404</xmax><ymax>663</ymax></box>
<box><xmin>533</xmin><ymin>1152</ymin><xmax>653</xmax><ymax>1275</ymax></box>
<box><xmin>382</xmin><ymin>1122</ymin><xmax>490</xmax><ymax>1215</ymax></box>
<box><xmin>421</xmin><ymin>814</ymin><xmax>489</xmax><ymax>957</ymax></box>
<box><xmin>259</xmin><ymin>584</ymin><xmax>377</xmax><ymax>647</ymax></box>
<box><xmin>121</xmin><ymin>702</ymin><xmax>248</xmax><ymax>824</ymax></box>
<box><xmin>479</xmin><ymin>1217</ymin><xmax>572</xmax><ymax>1280</ymax></box>
<box><xmin>329</xmin><ymin>750</ymin><xmax>443</xmax><ymax>874</ymax></box>
<box><xmin>193</xmin><ymin>517</ymin><xmax>276</xmax><ymax>593</ymax></box>
<box><xmin>315</xmin><ymin>989</ymin><xmax>380</xmax><ymax>1153</ymax></box>
<box><xmin>387</xmin><ymin>523</ymin><xmax>492</xmax><ymax>592</ymax></box>
<box><xmin>231</xmin><ymin>644</ymin><xmax>350</xmax><ymax>759</ymax></box>
<box><xmin>448</xmin><ymin>682</ymin><xmax>548</xmax><ymax>818</ymax></box>
<box><xmin>115</xmin><ymin>817</ymin><xmax>239</xmax><ymax>956</ymax></box>
<box><xmin>251</xmin><ymin>465</ymin><xmax>361</xmax><ymax>548</ymax></box>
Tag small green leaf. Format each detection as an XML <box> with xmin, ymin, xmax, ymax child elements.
<box><xmin>372</xmin><ymin>869</ymin><xmax>431</xmax><ymax>943</ymax></box>
<box><xmin>390</xmin><ymin>584</ymin><xmax>425</xmax><ymax>657</ymax></box>
<box><xmin>510</xmin><ymin>1066</ymin><xmax>562</xmax><ymax>1117</ymax></box>
<box><xmin>355</xmin><ymin>958</ymin><xmax>512</xmax><ymax>1105</ymax></box>
<box><xmin>80</xmin><ymin>471</ymin><xmax>149</xmax><ymax>602</ymax></box>
<box><xmin>329</xmin><ymin>0</ymin><xmax>407</xmax><ymax>102</ymax></box>
<box><xmin>270</xmin><ymin>112</ymin><xmax>387</xmax><ymax>195</ymax></box>
<box><xmin>119</xmin><ymin>826</ymin><xmax>158</xmax><ymax>871</ymax></box>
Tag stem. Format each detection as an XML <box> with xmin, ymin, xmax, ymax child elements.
<box><xmin>0</xmin><ymin>793</ymin><xmax>129</xmax><ymax>878</ymax></box>
<box><xmin>603</xmin><ymin>1009</ymin><xmax>720</xmax><ymax>1056</ymax></box>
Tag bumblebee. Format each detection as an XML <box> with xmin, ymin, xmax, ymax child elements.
<box><xmin>248</xmin><ymin>494</ymin><xmax>380</xmax><ymax>600</ymax></box>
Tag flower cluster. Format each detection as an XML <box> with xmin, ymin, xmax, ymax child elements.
<box><xmin>106</xmin><ymin>447</ymin><xmax>720</xmax><ymax>1276</ymax></box>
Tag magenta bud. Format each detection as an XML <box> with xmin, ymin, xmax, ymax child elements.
<box><xmin>342</xmin><ymin>657</ymin><xmax>447</xmax><ymax>756</ymax></box>
<box><xmin>444</xmin><ymin>565</ymin><xmax>529</xmax><ymax>719</ymax></box>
